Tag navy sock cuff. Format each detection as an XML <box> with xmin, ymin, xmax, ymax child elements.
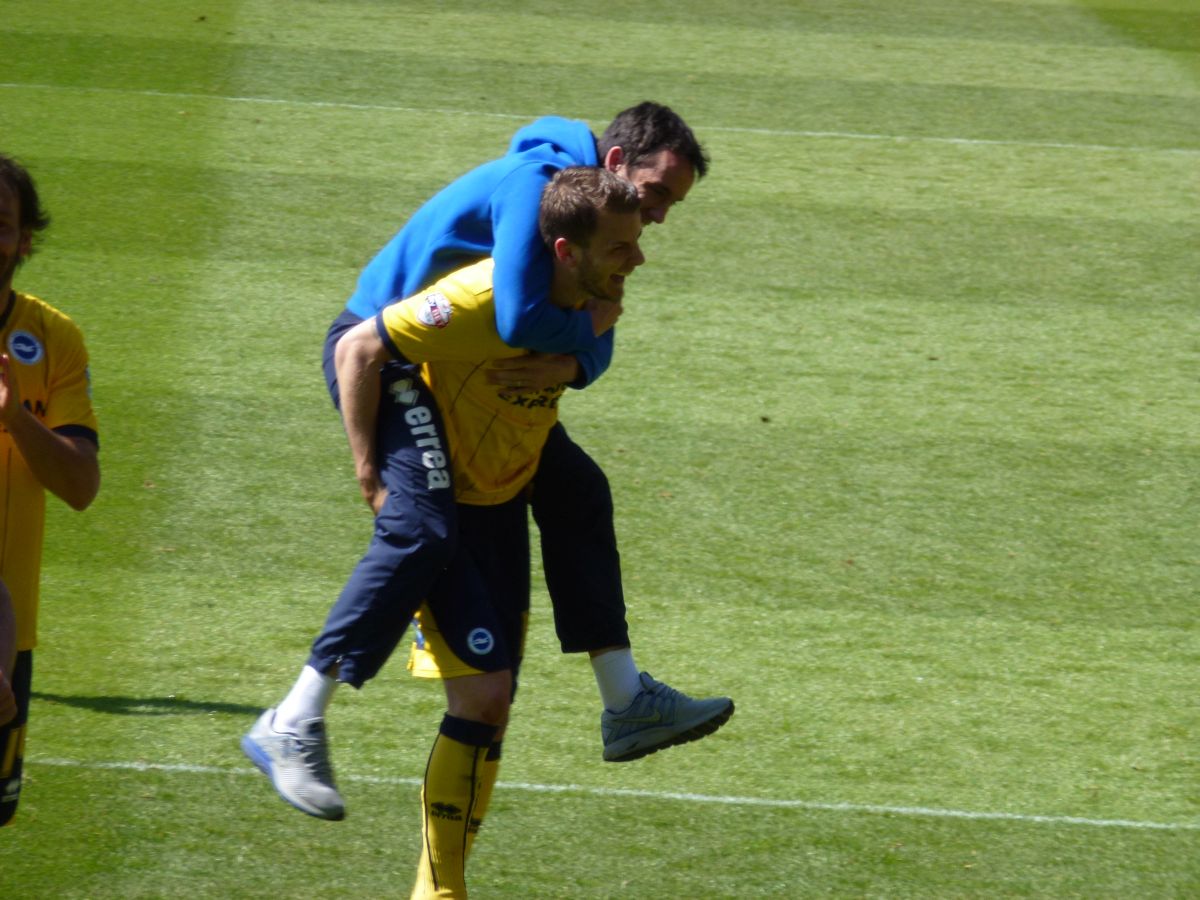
<box><xmin>440</xmin><ymin>714</ymin><xmax>499</xmax><ymax>749</ymax></box>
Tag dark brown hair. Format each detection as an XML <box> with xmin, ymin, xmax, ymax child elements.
<box><xmin>597</xmin><ymin>101</ymin><xmax>709</xmax><ymax>179</ymax></box>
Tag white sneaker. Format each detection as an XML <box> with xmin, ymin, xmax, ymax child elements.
<box><xmin>241</xmin><ymin>708</ymin><xmax>346</xmax><ymax>820</ymax></box>
<box><xmin>601</xmin><ymin>673</ymin><xmax>734</xmax><ymax>762</ymax></box>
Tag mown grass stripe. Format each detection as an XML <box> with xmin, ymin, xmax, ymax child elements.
<box><xmin>2</xmin><ymin>81</ymin><xmax>1198</xmax><ymax>157</ymax></box>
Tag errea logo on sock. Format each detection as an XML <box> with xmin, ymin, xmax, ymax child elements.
<box><xmin>430</xmin><ymin>802</ymin><xmax>463</xmax><ymax>820</ymax></box>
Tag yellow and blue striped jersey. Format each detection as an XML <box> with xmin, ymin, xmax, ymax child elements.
<box><xmin>1</xmin><ymin>291</ymin><xmax>99</xmax><ymax>650</ymax></box>
<box><xmin>378</xmin><ymin>259</ymin><xmax>568</xmax><ymax>506</ymax></box>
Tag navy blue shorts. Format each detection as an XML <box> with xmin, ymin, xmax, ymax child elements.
<box><xmin>410</xmin><ymin>496</ymin><xmax>531</xmax><ymax>687</ymax></box>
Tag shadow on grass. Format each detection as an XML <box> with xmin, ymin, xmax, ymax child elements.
<box><xmin>32</xmin><ymin>691</ymin><xmax>262</xmax><ymax>716</ymax></box>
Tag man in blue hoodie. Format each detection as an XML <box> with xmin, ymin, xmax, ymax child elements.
<box><xmin>243</xmin><ymin>103</ymin><xmax>731</xmax><ymax>821</ymax></box>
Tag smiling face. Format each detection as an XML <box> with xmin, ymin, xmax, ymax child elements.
<box><xmin>572</xmin><ymin>206</ymin><xmax>645</xmax><ymax>303</ymax></box>
<box><xmin>610</xmin><ymin>148</ymin><xmax>696</xmax><ymax>225</ymax></box>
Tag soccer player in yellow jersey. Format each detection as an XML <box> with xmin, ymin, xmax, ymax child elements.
<box><xmin>334</xmin><ymin>169</ymin><xmax>654</xmax><ymax>897</ymax></box>
<box><xmin>0</xmin><ymin>154</ymin><xmax>101</xmax><ymax>826</ymax></box>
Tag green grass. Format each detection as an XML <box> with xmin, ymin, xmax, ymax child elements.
<box><xmin>1</xmin><ymin>0</ymin><xmax>1198</xmax><ymax>896</ymax></box>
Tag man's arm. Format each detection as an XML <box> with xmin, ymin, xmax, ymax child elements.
<box><xmin>334</xmin><ymin>319</ymin><xmax>390</xmax><ymax>515</ymax></box>
<box><xmin>487</xmin><ymin>298</ymin><xmax>620</xmax><ymax>391</ymax></box>
<box><xmin>568</xmin><ymin>328</ymin><xmax>615</xmax><ymax>388</ymax></box>
<box><xmin>490</xmin><ymin>173</ymin><xmax>602</xmax><ymax>355</ymax></box>
<box><xmin>486</xmin><ymin>352</ymin><xmax>580</xmax><ymax>391</ymax></box>
<box><xmin>0</xmin><ymin>354</ymin><xmax>99</xmax><ymax>511</ymax></box>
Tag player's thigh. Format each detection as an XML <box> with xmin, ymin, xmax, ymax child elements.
<box><xmin>374</xmin><ymin>364</ymin><xmax>456</xmax><ymax>535</ymax></box>
<box><xmin>530</xmin><ymin>424</ymin><xmax>611</xmax><ymax>526</ymax></box>
<box><xmin>533</xmin><ymin>423</ymin><xmax>604</xmax><ymax>487</ymax></box>
<box><xmin>412</xmin><ymin>498</ymin><xmax>530</xmax><ymax>684</ymax></box>
<box><xmin>457</xmin><ymin>499</ymin><xmax>530</xmax><ymax>619</ymax></box>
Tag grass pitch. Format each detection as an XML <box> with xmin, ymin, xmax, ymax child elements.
<box><xmin>1</xmin><ymin>1</ymin><xmax>1197</xmax><ymax>896</ymax></box>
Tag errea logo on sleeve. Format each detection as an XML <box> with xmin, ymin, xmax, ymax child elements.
<box><xmin>8</xmin><ymin>330</ymin><xmax>44</xmax><ymax>364</ymax></box>
<box><xmin>416</xmin><ymin>292</ymin><xmax>453</xmax><ymax>329</ymax></box>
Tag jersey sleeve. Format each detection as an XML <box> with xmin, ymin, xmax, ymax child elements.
<box><xmin>378</xmin><ymin>262</ymin><xmax>521</xmax><ymax>365</ymax></box>
<box><xmin>489</xmin><ymin>167</ymin><xmax>600</xmax><ymax>355</ymax></box>
<box><xmin>567</xmin><ymin>330</ymin><xmax>613</xmax><ymax>388</ymax></box>
<box><xmin>44</xmin><ymin>317</ymin><xmax>99</xmax><ymax>442</ymax></box>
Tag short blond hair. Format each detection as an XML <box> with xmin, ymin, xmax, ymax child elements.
<box><xmin>538</xmin><ymin>167</ymin><xmax>639</xmax><ymax>248</ymax></box>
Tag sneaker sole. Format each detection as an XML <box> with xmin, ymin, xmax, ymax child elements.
<box><xmin>604</xmin><ymin>699</ymin><xmax>735</xmax><ymax>763</ymax></box>
<box><xmin>240</xmin><ymin>733</ymin><xmax>346</xmax><ymax>821</ymax></box>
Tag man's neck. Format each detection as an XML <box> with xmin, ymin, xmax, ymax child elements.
<box><xmin>548</xmin><ymin>266</ymin><xmax>585</xmax><ymax>310</ymax></box>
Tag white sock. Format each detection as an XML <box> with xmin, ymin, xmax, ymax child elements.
<box><xmin>274</xmin><ymin>665</ymin><xmax>338</xmax><ymax>732</ymax></box>
<box><xmin>591</xmin><ymin>648</ymin><xmax>643</xmax><ymax>712</ymax></box>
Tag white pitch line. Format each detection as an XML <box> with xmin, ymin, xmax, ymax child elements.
<box><xmin>2</xmin><ymin>81</ymin><xmax>1198</xmax><ymax>157</ymax></box>
<box><xmin>33</xmin><ymin>757</ymin><xmax>1199</xmax><ymax>833</ymax></box>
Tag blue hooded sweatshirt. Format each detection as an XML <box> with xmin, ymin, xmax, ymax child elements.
<box><xmin>345</xmin><ymin>116</ymin><xmax>612</xmax><ymax>385</ymax></box>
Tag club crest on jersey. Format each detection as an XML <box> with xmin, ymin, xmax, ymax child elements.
<box><xmin>467</xmin><ymin>628</ymin><xmax>495</xmax><ymax>655</ymax></box>
<box><xmin>416</xmin><ymin>292</ymin><xmax>453</xmax><ymax>329</ymax></box>
<box><xmin>8</xmin><ymin>330</ymin><xmax>43</xmax><ymax>365</ymax></box>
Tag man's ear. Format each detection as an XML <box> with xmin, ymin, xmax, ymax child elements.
<box><xmin>602</xmin><ymin>145</ymin><xmax>624</xmax><ymax>174</ymax></box>
<box><xmin>552</xmin><ymin>236</ymin><xmax>578</xmax><ymax>266</ymax></box>
<box><xmin>17</xmin><ymin>230</ymin><xmax>32</xmax><ymax>261</ymax></box>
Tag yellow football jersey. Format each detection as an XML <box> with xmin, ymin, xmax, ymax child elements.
<box><xmin>0</xmin><ymin>291</ymin><xmax>99</xmax><ymax>650</ymax></box>
<box><xmin>379</xmin><ymin>259</ymin><xmax>569</xmax><ymax>506</ymax></box>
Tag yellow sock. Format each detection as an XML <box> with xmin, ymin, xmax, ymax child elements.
<box><xmin>465</xmin><ymin>742</ymin><xmax>502</xmax><ymax>859</ymax></box>
<box><xmin>411</xmin><ymin>716</ymin><xmax>498</xmax><ymax>900</ymax></box>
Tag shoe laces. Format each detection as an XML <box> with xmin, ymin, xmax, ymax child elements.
<box><xmin>291</xmin><ymin>732</ymin><xmax>336</xmax><ymax>783</ymax></box>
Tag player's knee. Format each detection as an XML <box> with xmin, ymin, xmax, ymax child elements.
<box><xmin>447</xmin><ymin>674</ymin><xmax>512</xmax><ymax>728</ymax></box>
<box><xmin>474</xmin><ymin>676</ymin><xmax>511</xmax><ymax>727</ymax></box>
<box><xmin>474</xmin><ymin>696</ymin><xmax>509</xmax><ymax>728</ymax></box>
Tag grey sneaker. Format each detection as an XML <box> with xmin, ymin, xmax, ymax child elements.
<box><xmin>601</xmin><ymin>673</ymin><xmax>734</xmax><ymax>762</ymax></box>
<box><xmin>241</xmin><ymin>708</ymin><xmax>346</xmax><ymax>820</ymax></box>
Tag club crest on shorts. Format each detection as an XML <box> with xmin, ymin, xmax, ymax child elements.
<box><xmin>416</xmin><ymin>292</ymin><xmax>453</xmax><ymax>329</ymax></box>
<box><xmin>8</xmin><ymin>330</ymin><xmax>43</xmax><ymax>365</ymax></box>
<box><xmin>467</xmin><ymin>628</ymin><xmax>494</xmax><ymax>655</ymax></box>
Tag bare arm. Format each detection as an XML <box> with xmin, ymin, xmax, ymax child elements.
<box><xmin>334</xmin><ymin>319</ymin><xmax>390</xmax><ymax>514</ymax></box>
<box><xmin>0</xmin><ymin>354</ymin><xmax>99</xmax><ymax>511</ymax></box>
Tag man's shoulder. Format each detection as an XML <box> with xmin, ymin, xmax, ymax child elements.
<box><xmin>440</xmin><ymin>259</ymin><xmax>496</xmax><ymax>299</ymax></box>
<box><xmin>395</xmin><ymin>260</ymin><xmax>496</xmax><ymax>328</ymax></box>
<box><xmin>506</xmin><ymin>116</ymin><xmax>597</xmax><ymax>165</ymax></box>
<box><xmin>14</xmin><ymin>291</ymin><xmax>79</xmax><ymax>322</ymax></box>
<box><xmin>11</xmin><ymin>291</ymin><xmax>87</xmax><ymax>344</ymax></box>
